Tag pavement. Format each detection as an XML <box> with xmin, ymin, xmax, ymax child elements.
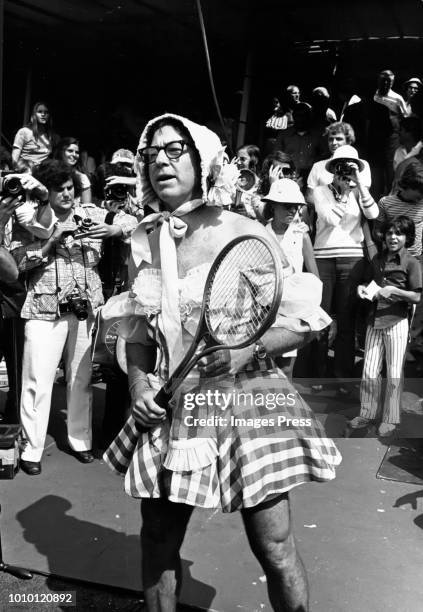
<box><xmin>0</xmin><ymin>372</ymin><xmax>422</xmax><ymax>611</ymax></box>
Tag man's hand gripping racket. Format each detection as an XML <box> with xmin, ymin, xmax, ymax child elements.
<box><xmin>135</xmin><ymin>234</ymin><xmax>283</xmax><ymax>432</ymax></box>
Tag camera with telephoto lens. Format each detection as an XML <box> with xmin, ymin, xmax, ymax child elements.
<box><xmin>0</xmin><ymin>172</ymin><xmax>25</xmax><ymax>199</ymax></box>
<box><xmin>67</xmin><ymin>289</ymin><xmax>88</xmax><ymax>321</ymax></box>
<box><xmin>104</xmin><ymin>182</ymin><xmax>129</xmax><ymax>202</ymax></box>
<box><xmin>335</xmin><ymin>161</ymin><xmax>357</xmax><ymax>177</ymax></box>
<box><xmin>101</xmin><ymin>162</ymin><xmax>135</xmax><ymax>204</ymax></box>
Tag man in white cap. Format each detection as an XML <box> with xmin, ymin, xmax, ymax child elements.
<box><xmin>403</xmin><ymin>77</ymin><xmax>423</xmax><ymax>114</ymax></box>
<box><xmin>110</xmin><ymin>148</ymin><xmax>135</xmax><ymax>169</ymax></box>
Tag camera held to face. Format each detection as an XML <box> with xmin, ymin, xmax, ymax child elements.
<box><xmin>0</xmin><ymin>172</ymin><xmax>26</xmax><ymax>199</ymax></box>
<box><xmin>335</xmin><ymin>162</ymin><xmax>357</xmax><ymax>177</ymax></box>
<box><xmin>66</xmin><ymin>289</ymin><xmax>89</xmax><ymax>321</ymax></box>
<box><xmin>104</xmin><ymin>183</ymin><xmax>130</xmax><ymax>203</ymax></box>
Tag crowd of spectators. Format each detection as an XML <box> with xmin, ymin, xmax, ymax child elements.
<box><xmin>0</xmin><ymin>66</ymin><xmax>422</xmax><ymax>476</ymax></box>
<box><xmin>233</xmin><ymin>67</ymin><xmax>423</xmax><ymax>437</ymax></box>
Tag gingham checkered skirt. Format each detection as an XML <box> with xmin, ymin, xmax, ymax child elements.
<box><xmin>103</xmin><ymin>360</ymin><xmax>341</xmax><ymax>513</ymax></box>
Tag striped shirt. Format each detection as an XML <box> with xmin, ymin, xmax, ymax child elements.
<box><xmin>313</xmin><ymin>185</ymin><xmax>379</xmax><ymax>259</ymax></box>
<box><xmin>377</xmin><ymin>194</ymin><xmax>423</xmax><ymax>257</ymax></box>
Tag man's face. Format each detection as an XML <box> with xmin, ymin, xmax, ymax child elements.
<box><xmin>406</xmin><ymin>83</ymin><xmax>420</xmax><ymax>100</ymax></box>
<box><xmin>378</xmin><ymin>73</ymin><xmax>394</xmax><ymax>95</ymax></box>
<box><xmin>287</xmin><ymin>87</ymin><xmax>300</xmax><ymax>104</ymax></box>
<box><xmin>50</xmin><ymin>179</ymin><xmax>74</xmax><ymax>214</ymax></box>
<box><xmin>328</xmin><ymin>132</ymin><xmax>347</xmax><ymax>154</ymax></box>
<box><xmin>399</xmin><ymin>187</ymin><xmax>423</xmax><ymax>203</ymax></box>
<box><xmin>148</xmin><ymin>125</ymin><xmax>199</xmax><ymax>211</ymax></box>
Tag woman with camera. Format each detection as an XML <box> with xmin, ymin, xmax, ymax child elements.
<box><xmin>311</xmin><ymin>145</ymin><xmax>379</xmax><ymax>391</ymax></box>
<box><xmin>12</xmin><ymin>102</ymin><xmax>56</xmax><ymax>168</ymax></box>
<box><xmin>11</xmin><ymin>159</ymin><xmax>137</xmax><ymax>475</ymax></box>
<box><xmin>252</xmin><ymin>151</ymin><xmax>298</xmax><ymax>223</ymax></box>
<box><xmin>53</xmin><ymin>137</ymin><xmax>92</xmax><ymax>204</ymax></box>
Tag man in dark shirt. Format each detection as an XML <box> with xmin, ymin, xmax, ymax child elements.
<box><xmin>276</xmin><ymin>103</ymin><xmax>322</xmax><ymax>187</ymax></box>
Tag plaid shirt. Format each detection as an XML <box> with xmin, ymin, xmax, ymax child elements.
<box><xmin>11</xmin><ymin>204</ymin><xmax>137</xmax><ymax>320</ymax></box>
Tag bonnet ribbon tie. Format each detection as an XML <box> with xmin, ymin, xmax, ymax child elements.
<box><xmin>131</xmin><ymin>198</ymin><xmax>204</xmax><ymax>373</ymax></box>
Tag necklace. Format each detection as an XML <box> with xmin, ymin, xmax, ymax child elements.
<box><xmin>329</xmin><ymin>183</ymin><xmax>347</xmax><ymax>203</ymax></box>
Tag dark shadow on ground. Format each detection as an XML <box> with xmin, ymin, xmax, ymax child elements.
<box><xmin>16</xmin><ymin>495</ymin><xmax>216</xmax><ymax>612</ymax></box>
<box><xmin>394</xmin><ymin>489</ymin><xmax>423</xmax><ymax>531</ymax></box>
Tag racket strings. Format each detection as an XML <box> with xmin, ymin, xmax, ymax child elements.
<box><xmin>206</xmin><ymin>239</ymin><xmax>279</xmax><ymax>345</ymax></box>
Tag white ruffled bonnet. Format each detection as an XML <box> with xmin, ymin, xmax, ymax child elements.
<box><xmin>136</xmin><ymin>113</ymin><xmax>225</xmax><ymax>211</ymax></box>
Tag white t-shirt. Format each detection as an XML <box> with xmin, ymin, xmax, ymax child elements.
<box><xmin>266</xmin><ymin>220</ymin><xmax>308</xmax><ymax>358</ymax></box>
<box><xmin>12</xmin><ymin>127</ymin><xmax>51</xmax><ymax>164</ymax></box>
<box><xmin>266</xmin><ymin>220</ymin><xmax>306</xmax><ymax>274</ymax></box>
<box><xmin>374</xmin><ymin>90</ymin><xmax>409</xmax><ymax>118</ymax></box>
<box><xmin>307</xmin><ymin>158</ymin><xmax>372</xmax><ymax>190</ymax></box>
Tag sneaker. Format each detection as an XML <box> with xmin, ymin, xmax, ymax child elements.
<box><xmin>378</xmin><ymin>423</ymin><xmax>397</xmax><ymax>437</ymax></box>
<box><xmin>311</xmin><ymin>384</ymin><xmax>323</xmax><ymax>393</ymax></box>
<box><xmin>348</xmin><ymin>416</ymin><xmax>373</xmax><ymax>429</ymax></box>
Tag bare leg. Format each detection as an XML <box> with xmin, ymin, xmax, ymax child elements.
<box><xmin>241</xmin><ymin>494</ymin><xmax>308</xmax><ymax>612</ymax></box>
<box><xmin>141</xmin><ymin>498</ymin><xmax>194</xmax><ymax>612</ymax></box>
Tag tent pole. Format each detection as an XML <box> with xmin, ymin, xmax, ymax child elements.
<box><xmin>23</xmin><ymin>68</ymin><xmax>32</xmax><ymax>125</ymax></box>
<box><xmin>237</xmin><ymin>50</ymin><xmax>253</xmax><ymax>150</ymax></box>
<box><xmin>0</xmin><ymin>0</ymin><xmax>4</xmax><ymax>142</ymax></box>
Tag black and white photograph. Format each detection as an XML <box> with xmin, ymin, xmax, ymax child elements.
<box><xmin>0</xmin><ymin>1</ymin><xmax>423</xmax><ymax>610</ymax></box>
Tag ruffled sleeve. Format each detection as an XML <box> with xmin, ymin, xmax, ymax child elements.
<box><xmin>274</xmin><ymin>272</ymin><xmax>331</xmax><ymax>333</ymax></box>
<box><xmin>99</xmin><ymin>290</ymin><xmax>155</xmax><ymax>345</ymax></box>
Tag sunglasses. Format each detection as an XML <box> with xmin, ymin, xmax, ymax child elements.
<box><xmin>138</xmin><ymin>140</ymin><xmax>189</xmax><ymax>164</ymax></box>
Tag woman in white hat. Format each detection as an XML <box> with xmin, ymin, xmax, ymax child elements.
<box><xmin>103</xmin><ymin>114</ymin><xmax>341</xmax><ymax>611</ymax></box>
<box><xmin>262</xmin><ymin>178</ymin><xmax>319</xmax><ymax>379</ymax></box>
<box><xmin>311</xmin><ymin>145</ymin><xmax>379</xmax><ymax>392</ymax></box>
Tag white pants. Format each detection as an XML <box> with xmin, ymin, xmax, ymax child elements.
<box><xmin>360</xmin><ymin>319</ymin><xmax>409</xmax><ymax>424</ymax></box>
<box><xmin>20</xmin><ymin>314</ymin><xmax>94</xmax><ymax>461</ymax></box>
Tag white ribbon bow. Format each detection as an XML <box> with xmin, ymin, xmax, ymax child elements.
<box><xmin>130</xmin><ymin>199</ymin><xmax>204</xmax><ymax>373</ymax></box>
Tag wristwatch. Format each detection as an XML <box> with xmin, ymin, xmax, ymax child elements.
<box><xmin>253</xmin><ymin>339</ymin><xmax>267</xmax><ymax>362</ymax></box>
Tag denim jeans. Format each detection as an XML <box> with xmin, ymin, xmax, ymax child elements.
<box><xmin>313</xmin><ymin>257</ymin><xmax>365</xmax><ymax>380</ymax></box>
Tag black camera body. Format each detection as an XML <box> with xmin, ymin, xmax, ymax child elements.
<box><xmin>335</xmin><ymin>161</ymin><xmax>357</xmax><ymax>177</ymax></box>
<box><xmin>73</xmin><ymin>217</ymin><xmax>94</xmax><ymax>239</ymax></box>
<box><xmin>100</xmin><ymin>162</ymin><xmax>136</xmax><ymax>204</ymax></box>
<box><xmin>104</xmin><ymin>183</ymin><xmax>129</xmax><ymax>202</ymax></box>
<box><xmin>67</xmin><ymin>290</ymin><xmax>88</xmax><ymax>321</ymax></box>
<box><xmin>0</xmin><ymin>172</ymin><xmax>25</xmax><ymax>198</ymax></box>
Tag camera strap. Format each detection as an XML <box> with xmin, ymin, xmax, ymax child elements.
<box><xmin>53</xmin><ymin>253</ymin><xmax>61</xmax><ymax>302</ymax></box>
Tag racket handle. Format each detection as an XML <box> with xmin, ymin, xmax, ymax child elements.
<box><xmin>154</xmin><ymin>386</ymin><xmax>172</xmax><ymax>411</ymax></box>
<box><xmin>134</xmin><ymin>386</ymin><xmax>172</xmax><ymax>434</ymax></box>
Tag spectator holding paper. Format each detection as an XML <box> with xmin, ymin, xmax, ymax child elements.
<box><xmin>349</xmin><ymin>216</ymin><xmax>422</xmax><ymax>437</ymax></box>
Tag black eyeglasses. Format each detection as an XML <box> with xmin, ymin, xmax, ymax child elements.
<box><xmin>280</xmin><ymin>167</ymin><xmax>295</xmax><ymax>177</ymax></box>
<box><xmin>138</xmin><ymin>140</ymin><xmax>189</xmax><ymax>164</ymax></box>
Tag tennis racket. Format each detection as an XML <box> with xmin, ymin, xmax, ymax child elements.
<box><xmin>147</xmin><ymin>233</ymin><xmax>283</xmax><ymax>422</ymax></box>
